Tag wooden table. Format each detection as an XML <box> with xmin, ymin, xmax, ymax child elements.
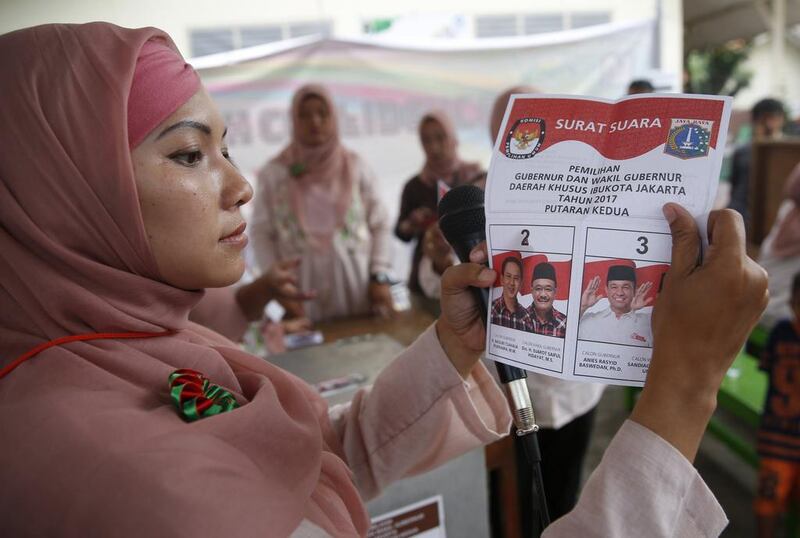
<box><xmin>314</xmin><ymin>295</ymin><xmax>439</xmax><ymax>346</ymax></box>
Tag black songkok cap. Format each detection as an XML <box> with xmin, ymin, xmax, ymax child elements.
<box><xmin>532</xmin><ymin>262</ymin><xmax>557</xmax><ymax>284</ymax></box>
<box><xmin>607</xmin><ymin>265</ymin><xmax>636</xmax><ymax>283</ymax></box>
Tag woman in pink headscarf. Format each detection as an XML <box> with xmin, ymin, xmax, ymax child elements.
<box><xmin>0</xmin><ymin>22</ymin><xmax>510</xmax><ymax>537</ymax></box>
<box><xmin>250</xmin><ymin>86</ymin><xmax>394</xmax><ymax>322</ymax></box>
<box><xmin>0</xmin><ymin>21</ymin><xmax>771</xmax><ymax>538</ymax></box>
<box><xmin>396</xmin><ymin>111</ymin><xmax>483</xmax><ymax>293</ymax></box>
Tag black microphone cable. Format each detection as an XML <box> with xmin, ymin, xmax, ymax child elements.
<box><xmin>438</xmin><ymin>184</ymin><xmax>550</xmax><ymax>536</ymax></box>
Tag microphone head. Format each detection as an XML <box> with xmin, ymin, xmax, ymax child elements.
<box><xmin>438</xmin><ymin>185</ymin><xmax>485</xmax><ymax>244</ymax></box>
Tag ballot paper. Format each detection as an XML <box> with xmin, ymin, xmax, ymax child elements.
<box><xmin>484</xmin><ymin>94</ymin><xmax>732</xmax><ymax>387</ymax></box>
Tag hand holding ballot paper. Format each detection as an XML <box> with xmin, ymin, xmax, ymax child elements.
<box><xmin>484</xmin><ymin>93</ymin><xmax>747</xmax><ymax>387</ymax></box>
<box><xmin>469</xmin><ymin>92</ymin><xmax>769</xmax><ymax>469</ymax></box>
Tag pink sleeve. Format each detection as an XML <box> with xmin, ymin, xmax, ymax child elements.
<box><xmin>328</xmin><ymin>324</ymin><xmax>511</xmax><ymax>500</ymax></box>
<box><xmin>189</xmin><ymin>287</ymin><xmax>250</xmax><ymax>343</ymax></box>
<box><xmin>544</xmin><ymin>420</ymin><xmax>728</xmax><ymax>538</ymax></box>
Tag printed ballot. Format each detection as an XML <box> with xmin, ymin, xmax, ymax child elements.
<box><xmin>485</xmin><ymin>94</ymin><xmax>732</xmax><ymax>387</ymax></box>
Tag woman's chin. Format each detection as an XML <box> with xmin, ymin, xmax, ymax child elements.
<box><xmin>173</xmin><ymin>261</ymin><xmax>246</xmax><ymax>291</ymax></box>
<box><xmin>211</xmin><ymin>263</ymin><xmax>246</xmax><ymax>288</ymax></box>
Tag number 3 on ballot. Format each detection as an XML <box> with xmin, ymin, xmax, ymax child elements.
<box><xmin>636</xmin><ymin>235</ymin><xmax>649</xmax><ymax>255</ymax></box>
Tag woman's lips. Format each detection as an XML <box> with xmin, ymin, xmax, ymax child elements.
<box><xmin>220</xmin><ymin>222</ymin><xmax>248</xmax><ymax>246</ymax></box>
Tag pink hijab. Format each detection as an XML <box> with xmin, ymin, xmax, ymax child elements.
<box><xmin>770</xmin><ymin>163</ymin><xmax>800</xmax><ymax>258</ymax></box>
<box><xmin>490</xmin><ymin>85</ymin><xmax>540</xmax><ymax>145</ymax></box>
<box><xmin>0</xmin><ymin>23</ymin><xmax>367</xmax><ymax>537</ymax></box>
<box><xmin>418</xmin><ymin>110</ymin><xmax>481</xmax><ymax>186</ymax></box>
<box><xmin>274</xmin><ymin>84</ymin><xmax>357</xmax><ymax>246</ymax></box>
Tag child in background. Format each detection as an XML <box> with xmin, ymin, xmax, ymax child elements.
<box><xmin>756</xmin><ymin>271</ymin><xmax>800</xmax><ymax>537</ymax></box>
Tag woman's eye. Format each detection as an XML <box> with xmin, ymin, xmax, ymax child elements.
<box><xmin>222</xmin><ymin>148</ymin><xmax>238</xmax><ymax>168</ymax></box>
<box><xmin>170</xmin><ymin>150</ymin><xmax>202</xmax><ymax>166</ymax></box>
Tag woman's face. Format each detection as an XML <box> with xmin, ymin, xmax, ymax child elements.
<box><xmin>296</xmin><ymin>95</ymin><xmax>334</xmax><ymax>146</ymax></box>
<box><xmin>420</xmin><ymin>119</ymin><xmax>448</xmax><ymax>163</ymax></box>
<box><xmin>131</xmin><ymin>87</ymin><xmax>253</xmax><ymax>290</ymax></box>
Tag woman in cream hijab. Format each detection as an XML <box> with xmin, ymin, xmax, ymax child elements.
<box><xmin>251</xmin><ymin>85</ymin><xmax>394</xmax><ymax>322</ymax></box>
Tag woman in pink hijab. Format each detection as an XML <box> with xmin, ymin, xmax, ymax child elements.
<box><xmin>251</xmin><ymin>86</ymin><xmax>394</xmax><ymax>322</ymax></box>
<box><xmin>0</xmin><ymin>22</ymin><xmax>510</xmax><ymax>537</ymax></box>
<box><xmin>0</xmin><ymin>21</ymin><xmax>771</xmax><ymax>538</ymax></box>
<box><xmin>396</xmin><ymin>111</ymin><xmax>483</xmax><ymax>293</ymax></box>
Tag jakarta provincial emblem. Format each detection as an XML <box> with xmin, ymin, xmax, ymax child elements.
<box><xmin>664</xmin><ymin>119</ymin><xmax>712</xmax><ymax>159</ymax></box>
<box><xmin>504</xmin><ymin>118</ymin><xmax>545</xmax><ymax>159</ymax></box>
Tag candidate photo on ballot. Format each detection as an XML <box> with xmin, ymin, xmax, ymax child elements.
<box><xmin>577</xmin><ymin>260</ymin><xmax>667</xmax><ymax>347</ymax></box>
<box><xmin>490</xmin><ymin>252</ymin><xmax>570</xmax><ymax>338</ymax></box>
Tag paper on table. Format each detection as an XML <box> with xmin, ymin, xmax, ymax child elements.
<box><xmin>484</xmin><ymin>93</ymin><xmax>732</xmax><ymax>387</ymax></box>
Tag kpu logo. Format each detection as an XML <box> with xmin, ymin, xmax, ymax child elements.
<box><xmin>504</xmin><ymin>118</ymin><xmax>545</xmax><ymax>159</ymax></box>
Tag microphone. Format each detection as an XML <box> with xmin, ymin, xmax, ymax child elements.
<box><xmin>438</xmin><ymin>185</ymin><xmax>537</xmax><ymax>435</ymax></box>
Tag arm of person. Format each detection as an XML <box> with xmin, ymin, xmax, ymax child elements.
<box><xmin>394</xmin><ymin>179</ymin><xmax>418</xmax><ymax>242</ymax></box>
<box><xmin>358</xmin><ymin>159</ymin><xmax>395</xmax><ymax>316</ymax></box>
<box><xmin>249</xmin><ymin>163</ymin><xmax>282</xmax><ymax>275</ymax></box>
<box><xmin>327</xmin><ymin>264</ymin><xmax>511</xmax><ymax>500</ymax></box>
<box><xmin>359</xmin><ymin>159</ymin><xmax>393</xmax><ymax>277</ymax></box>
<box><xmin>543</xmin><ymin>420</ymin><xmax>728</xmax><ymax>537</ymax></box>
<box><xmin>629</xmin><ymin>205</ymin><xmax>767</xmax><ymax>463</ymax></box>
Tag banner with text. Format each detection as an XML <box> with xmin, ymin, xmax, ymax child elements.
<box><xmin>194</xmin><ymin>21</ymin><xmax>656</xmax><ymax>279</ymax></box>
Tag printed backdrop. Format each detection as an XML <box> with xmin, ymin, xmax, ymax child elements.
<box><xmin>195</xmin><ymin>20</ymin><xmax>656</xmax><ymax>280</ymax></box>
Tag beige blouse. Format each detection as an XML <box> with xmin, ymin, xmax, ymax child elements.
<box><xmin>250</xmin><ymin>156</ymin><xmax>392</xmax><ymax>323</ymax></box>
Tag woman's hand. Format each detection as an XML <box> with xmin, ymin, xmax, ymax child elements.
<box><xmin>263</xmin><ymin>259</ymin><xmax>316</xmax><ymax>302</ymax></box>
<box><xmin>235</xmin><ymin>259</ymin><xmax>316</xmax><ymax>322</ymax></box>
<box><xmin>631</xmin><ymin>203</ymin><xmax>768</xmax><ymax>462</ymax></box>
<box><xmin>399</xmin><ymin>207</ymin><xmax>435</xmax><ymax>237</ymax></box>
<box><xmin>436</xmin><ymin>262</ymin><xmax>496</xmax><ymax>378</ymax></box>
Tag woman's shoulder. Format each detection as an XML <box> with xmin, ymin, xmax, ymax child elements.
<box><xmin>344</xmin><ymin>150</ymin><xmax>381</xmax><ymax>185</ymax></box>
<box><xmin>344</xmin><ymin>149</ymin><xmax>370</xmax><ymax>171</ymax></box>
<box><xmin>259</xmin><ymin>157</ymin><xmax>289</xmax><ymax>175</ymax></box>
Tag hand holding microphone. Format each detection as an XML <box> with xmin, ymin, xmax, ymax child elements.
<box><xmin>433</xmin><ymin>185</ymin><xmax>498</xmax><ymax>378</ymax></box>
<box><xmin>434</xmin><ymin>259</ymin><xmax>496</xmax><ymax>378</ymax></box>
<box><xmin>436</xmin><ymin>185</ymin><xmax>536</xmax><ymax>435</ymax></box>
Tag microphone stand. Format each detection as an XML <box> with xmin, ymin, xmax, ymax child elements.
<box><xmin>488</xmin><ymin>318</ymin><xmax>551</xmax><ymax>537</ymax></box>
